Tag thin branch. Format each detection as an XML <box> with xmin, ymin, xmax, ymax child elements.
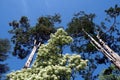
<box><xmin>100</xmin><ymin>17</ymin><xmax>116</xmax><ymax>37</ymax></box>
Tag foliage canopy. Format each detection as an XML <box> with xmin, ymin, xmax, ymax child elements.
<box><xmin>66</xmin><ymin>5</ymin><xmax>120</xmax><ymax>80</ymax></box>
<box><xmin>0</xmin><ymin>39</ymin><xmax>10</xmax><ymax>79</ymax></box>
<box><xmin>7</xmin><ymin>28</ymin><xmax>87</xmax><ymax>80</ymax></box>
<box><xmin>9</xmin><ymin>15</ymin><xmax>61</xmax><ymax>59</ymax></box>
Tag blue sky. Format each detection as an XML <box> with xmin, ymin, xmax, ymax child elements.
<box><xmin>0</xmin><ymin>0</ymin><xmax>120</xmax><ymax>80</ymax></box>
<box><xmin>1</xmin><ymin>0</ymin><xmax>119</xmax><ymax>38</ymax></box>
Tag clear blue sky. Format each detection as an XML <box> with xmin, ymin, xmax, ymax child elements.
<box><xmin>0</xmin><ymin>0</ymin><xmax>120</xmax><ymax>80</ymax></box>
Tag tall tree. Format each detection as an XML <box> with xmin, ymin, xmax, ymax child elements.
<box><xmin>66</xmin><ymin>4</ymin><xmax>120</xmax><ymax>80</ymax></box>
<box><xmin>0</xmin><ymin>38</ymin><xmax>10</xmax><ymax>79</ymax></box>
<box><xmin>66</xmin><ymin>11</ymin><xmax>98</xmax><ymax>80</ymax></box>
<box><xmin>7</xmin><ymin>28</ymin><xmax>88</xmax><ymax>80</ymax></box>
<box><xmin>8</xmin><ymin>14</ymin><xmax>61</xmax><ymax>68</ymax></box>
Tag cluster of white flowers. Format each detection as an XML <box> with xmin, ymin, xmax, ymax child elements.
<box><xmin>7</xmin><ymin>28</ymin><xmax>88</xmax><ymax>80</ymax></box>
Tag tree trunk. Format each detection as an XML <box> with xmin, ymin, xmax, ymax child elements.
<box><xmin>96</xmin><ymin>36</ymin><xmax>120</xmax><ymax>69</ymax></box>
<box><xmin>82</xmin><ymin>29</ymin><xmax>120</xmax><ymax>70</ymax></box>
<box><xmin>23</xmin><ymin>40</ymin><xmax>41</xmax><ymax>68</ymax></box>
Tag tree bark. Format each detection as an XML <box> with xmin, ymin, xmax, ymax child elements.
<box><xmin>23</xmin><ymin>40</ymin><xmax>41</xmax><ymax>68</ymax></box>
<box><xmin>97</xmin><ymin>36</ymin><xmax>120</xmax><ymax>69</ymax></box>
<box><xmin>82</xmin><ymin>29</ymin><xmax>120</xmax><ymax>70</ymax></box>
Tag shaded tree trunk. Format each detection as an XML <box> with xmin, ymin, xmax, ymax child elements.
<box><xmin>82</xmin><ymin>29</ymin><xmax>120</xmax><ymax>70</ymax></box>
<box><xmin>23</xmin><ymin>40</ymin><xmax>41</xmax><ymax>68</ymax></box>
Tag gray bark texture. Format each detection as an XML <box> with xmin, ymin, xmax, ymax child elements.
<box><xmin>23</xmin><ymin>40</ymin><xmax>41</xmax><ymax>68</ymax></box>
<box><xmin>82</xmin><ymin>29</ymin><xmax>120</xmax><ymax>70</ymax></box>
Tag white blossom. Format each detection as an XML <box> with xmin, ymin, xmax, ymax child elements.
<box><xmin>7</xmin><ymin>28</ymin><xmax>87</xmax><ymax>80</ymax></box>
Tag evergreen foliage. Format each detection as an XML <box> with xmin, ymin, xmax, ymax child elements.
<box><xmin>0</xmin><ymin>39</ymin><xmax>10</xmax><ymax>79</ymax></box>
<box><xmin>8</xmin><ymin>15</ymin><xmax>61</xmax><ymax>59</ymax></box>
<box><xmin>66</xmin><ymin>11</ymin><xmax>99</xmax><ymax>80</ymax></box>
<box><xmin>66</xmin><ymin>5</ymin><xmax>120</xmax><ymax>80</ymax></box>
<box><xmin>99</xmin><ymin>65</ymin><xmax>120</xmax><ymax>80</ymax></box>
<box><xmin>7</xmin><ymin>29</ymin><xmax>87</xmax><ymax>80</ymax></box>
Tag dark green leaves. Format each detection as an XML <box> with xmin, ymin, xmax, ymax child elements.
<box><xmin>66</xmin><ymin>11</ymin><xmax>95</xmax><ymax>37</ymax></box>
<box><xmin>0</xmin><ymin>39</ymin><xmax>10</xmax><ymax>79</ymax></box>
<box><xmin>9</xmin><ymin>14</ymin><xmax>61</xmax><ymax>59</ymax></box>
<box><xmin>105</xmin><ymin>4</ymin><xmax>120</xmax><ymax>18</ymax></box>
<box><xmin>0</xmin><ymin>39</ymin><xmax>10</xmax><ymax>61</ymax></box>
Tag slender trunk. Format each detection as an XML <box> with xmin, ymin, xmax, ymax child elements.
<box><xmin>82</xmin><ymin>29</ymin><xmax>120</xmax><ymax>70</ymax></box>
<box><xmin>82</xmin><ymin>29</ymin><xmax>114</xmax><ymax>61</ymax></box>
<box><xmin>23</xmin><ymin>40</ymin><xmax>41</xmax><ymax>68</ymax></box>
